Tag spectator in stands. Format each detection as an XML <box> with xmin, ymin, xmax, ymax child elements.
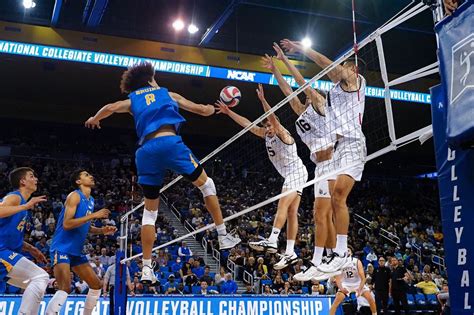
<box><xmin>221</xmin><ymin>273</ymin><xmax>238</xmax><ymax>294</ymax></box>
<box><xmin>390</xmin><ymin>257</ymin><xmax>410</xmax><ymax>315</ymax></box>
<box><xmin>35</xmin><ymin>237</ymin><xmax>49</xmax><ymax>255</ymax></box>
<box><xmin>192</xmin><ymin>260</ymin><xmax>205</xmax><ymax>278</ymax></box>
<box><xmin>163</xmin><ymin>274</ymin><xmax>178</xmax><ymax>295</ymax></box>
<box><xmin>280</xmin><ymin>282</ymin><xmax>294</xmax><ymax>295</ymax></box>
<box><xmin>263</xmin><ymin>285</ymin><xmax>273</xmax><ymax>295</ymax></box>
<box><xmin>171</xmin><ymin>257</ymin><xmax>182</xmax><ymax>276</ymax></box>
<box><xmin>437</xmin><ymin>284</ymin><xmax>450</xmax><ymax>315</ymax></box>
<box><xmin>242</xmin><ymin>283</ymin><xmax>255</xmax><ymax>295</ymax></box>
<box><xmin>256</xmin><ymin>257</ymin><xmax>269</xmax><ymax>279</ymax></box>
<box><xmin>214</xmin><ymin>267</ymin><xmax>226</xmax><ymax>287</ymax></box>
<box><xmin>199</xmin><ymin>266</ymin><xmax>214</xmax><ymax>285</ymax></box>
<box><xmin>99</xmin><ymin>248</ymin><xmax>110</xmax><ymax>267</ymax></box>
<box><xmin>178</xmin><ymin>241</ymin><xmax>193</xmax><ymax>259</ymax></box>
<box><xmin>31</xmin><ymin>225</ymin><xmax>46</xmax><ymax>240</ymax></box>
<box><xmin>415</xmin><ymin>274</ymin><xmax>439</xmax><ymax>295</ymax></box>
<box><xmin>131</xmin><ymin>276</ymin><xmax>144</xmax><ymax>294</ymax></box>
<box><xmin>272</xmin><ymin>274</ymin><xmax>285</xmax><ymax>293</ymax></box>
<box><xmin>311</xmin><ymin>280</ymin><xmax>325</xmax><ymax>295</ymax></box>
<box><xmin>184</xmin><ymin>269</ymin><xmax>199</xmax><ymax>287</ymax></box>
<box><xmin>75</xmin><ymin>279</ymin><xmax>89</xmax><ymax>294</ymax></box>
<box><xmin>372</xmin><ymin>256</ymin><xmax>391</xmax><ymax>314</ymax></box>
<box><xmin>156</xmin><ymin>250</ymin><xmax>169</xmax><ymax>267</ymax></box>
<box><xmin>180</xmin><ymin>261</ymin><xmax>193</xmax><ymax>279</ymax></box>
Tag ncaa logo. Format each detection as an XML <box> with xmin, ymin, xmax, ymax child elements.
<box><xmin>227</xmin><ymin>70</ymin><xmax>256</xmax><ymax>82</ymax></box>
<box><xmin>450</xmin><ymin>33</ymin><xmax>474</xmax><ymax>104</ymax></box>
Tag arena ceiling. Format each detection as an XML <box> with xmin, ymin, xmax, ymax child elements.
<box><xmin>0</xmin><ymin>0</ymin><xmax>438</xmax><ymax>175</ymax></box>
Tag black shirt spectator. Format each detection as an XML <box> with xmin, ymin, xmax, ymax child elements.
<box><xmin>373</xmin><ymin>257</ymin><xmax>391</xmax><ymax>314</ymax></box>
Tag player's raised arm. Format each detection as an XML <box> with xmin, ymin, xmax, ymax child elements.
<box><xmin>62</xmin><ymin>192</ymin><xmax>110</xmax><ymax>230</ymax></box>
<box><xmin>256</xmin><ymin>84</ymin><xmax>284</xmax><ymax>131</ymax></box>
<box><xmin>169</xmin><ymin>92</ymin><xmax>215</xmax><ymax>117</ymax></box>
<box><xmin>0</xmin><ymin>194</ymin><xmax>46</xmax><ymax>218</ymax></box>
<box><xmin>261</xmin><ymin>54</ymin><xmax>306</xmax><ymax>116</ymax></box>
<box><xmin>280</xmin><ymin>39</ymin><xmax>356</xmax><ymax>86</ymax></box>
<box><xmin>273</xmin><ymin>43</ymin><xmax>326</xmax><ymax>115</ymax></box>
<box><xmin>215</xmin><ymin>100</ymin><xmax>265</xmax><ymax>138</ymax></box>
<box><xmin>85</xmin><ymin>99</ymin><xmax>132</xmax><ymax>129</ymax></box>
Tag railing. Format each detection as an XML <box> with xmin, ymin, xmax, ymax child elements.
<box><xmin>432</xmin><ymin>254</ymin><xmax>446</xmax><ymax>272</ymax></box>
<box><xmin>184</xmin><ymin>221</ymin><xmax>197</xmax><ymax>240</ymax></box>
<box><xmin>353</xmin><ymin>213</ymin><xmax>401</xmax><ymax>247</ymax></box>
<box><xmin>227</xmin><ymin>258</ymin><xmax>236</xmax><ymax>279</ymax></box>
<box><xmin>243</xmin><ymin>270</ymin><xmax>254</xmax><ymax>288</ymax></box>
<box><xmin>412</xmin><ymin>243</ymin><xmax>422</xmax><ymax>261</ymax></box>
<box><xmin>212</xmin><ymin>248</ymin><xmax>221</xmax><ymax>270</ymax></box>
<box><xmin>202</xmin><ymin>237</ymin><xmax>209</xmax><ymax>265</ymax></box>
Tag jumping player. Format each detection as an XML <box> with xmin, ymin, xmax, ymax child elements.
<box><xmin>329</xmin><ymin>247</ymin><xmax>377</xmax><ymax>315</ymax></box>
<box><xmin>260</xmin><ymin>49</ymin><xmax>337</xmax><ymax>280</ymax></box>
<box><xmin>215</xmin><ymin>83</ymin><xmax>308</xmax><ymax>269</ymax></box>
<box><xmin>0</xmin><ymin>167</ymin><xmax>49</xmax><ymax>314</ymax></box>
<box><xmin>46</xmin><ymin>170</ymin><xmax>116</xmax><ymax>315</ymax></box>
<box><xmin>281</xmin><ymin>39</ymin><xmax>367</xmax><ymax>275</ymax></box>
<box><xmin>85</xmin><ymin>62</ymin><xmax>241</xmax><ymax>284</ymax></box>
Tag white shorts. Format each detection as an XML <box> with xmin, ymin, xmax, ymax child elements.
<box><xmin>314</xmin><ymin>160</ymin><xmax>334</xmax><ymax>198</ymax></box>
<box><xmin>282</xmin><ymin>163</ymin><xmax>308</xmax><ymax>194</ymax></box>
<box><xmin>333</xmin><ymin>136</ymin><xmax>366</xmax><ymax>181</ymax></box>
<box><xmin>342</xmin><ymin>283</ymin><xmax>370</xmax><ymax>295</ymax></box>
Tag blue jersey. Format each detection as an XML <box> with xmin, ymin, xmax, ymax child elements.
<box><xmin>0</xmin><ymin>191</ymin><xmax>29</xmax><ymax>252</ymax></box>
<box><xmin>50</xmin><ymin>190</ymin><xmax>95</xmax><ymax>256</ymax></box>
<box><xmin>129</xmin><ymin>86</ymin><xmax>186</xmax><ymax>145</ymax></box>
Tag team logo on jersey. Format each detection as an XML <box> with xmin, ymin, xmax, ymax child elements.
<box><xmin>450</xmin><ymin>33</ymin><xmax>474</xmax><ymax>104</ymax></box>
<box><xmin>8</xmin><ymin>253</ymin><xmax>18</xmax><ymax>260</ymax></box>
<box><xmin>59</xmin><ymin>255</ymin><xmax>69</xmax><ymax>260</ymax></box>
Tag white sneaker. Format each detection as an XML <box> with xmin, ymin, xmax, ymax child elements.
<box><xmin>141</xmin><ymin>264</ymin><xmax>157</xmax><ymax>285</ymax></box>
<box><xmin>248</xmin><ymin>239</ymin><xmax>278</xmax><ymax>253</ymax></box>
<box><xmin>317</xmin><ymin>252</ymin><xmax>351</xmax><ymax>274</ymax></box>
<box><xmin>274</xmin><ymin>253</ymin><xmax>298</xmax><ymax>270</ymax></box>
<box><xmin>293</xmin><ymin>263</ymin><xmax>323</xmax><ymax>282</ymax></box>
<box><xmin>218</xmin><ymin>233</ymin><xmax>241</xmax><ymax>250</ymax></box>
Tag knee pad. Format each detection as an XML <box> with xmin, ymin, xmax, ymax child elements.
<box><xmin>85</xmin><ymin>288</ymin><xmax>101</xmax><ymax>310</ymax></box>
<box><xmin>141</xmin><ymin>184</ymin><xmax>161</xmax><ymax>199</ymax></box>
<box><xmin>198</xmin><ymin>177</ymin><xmax>216</xmax><ymax>198</ymax></box>
<box><xmin>142</xmin><ymin>208</ymin><xmax>158</xmax><ymax>226</ymax></box>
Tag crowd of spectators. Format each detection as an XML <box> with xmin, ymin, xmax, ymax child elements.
<box><xmin>0</xmin><ymin>121</ymin><xmax>449</xmax><ymax>313</ymax></box>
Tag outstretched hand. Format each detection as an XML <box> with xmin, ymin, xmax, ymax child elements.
<box><xmin>280</xmin><ymin>39</ymin><xmax>303</xmax><ymax>54</ymax></box>
<box><xmin>256</xmin><ymin>84</ymin><xmax>266</xmax><ymax>102</ymax></box>
<box><xmin>26</xmin><ymin>196</ymin><xmax>47</xmax><ymax>209</ymax></box>
<box><xmin>261</xmin><ymin>54</ymin><xmax>275</xmax><ymax>71</ymax></box>
<box><xmin>85</xmin><ymin>117</ymin><xmax>101</xmax><ymax>129</ymax></box>
<box><xmin>102</xmin><ymin>226</ymin><xmax>117</xmax><ymax>235</ymax></box>
<box><xmin>273</xmin><ymin>43</ymin><xmax>286</xmax><ymax>60</ymax></box>
<box><xmin>214</xmin><ymin>100</ymin><xmax>231</xmax><ymax>115</ymax></box>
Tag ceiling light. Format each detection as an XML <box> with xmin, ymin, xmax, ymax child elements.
<box><xmin>23</xmin><ymin>0</ymin><xmax>36</xmax><ymax>9</ymax></box>
<box><xmin>188</xmin><ymin>24</ymin><xmax>199</xmax><ymax>34</ymax></box>
<box><xmin>172</xmin><ymin>19</ymin><xmax>185</xmax><ymax>31</ymax></box>
<box><xmin>301</xmin><ymin>37</ymin><xmax>312</xmax><ymax>49</ymax></box>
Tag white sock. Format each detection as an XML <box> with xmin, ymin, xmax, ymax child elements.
<box><xmin>45</xmin><ymin>290</ymin><xmax>69</xmax><ymax>315</ymax></box>
<box><xmin>83</xmin><ymin>288</ymin><xmax>101</xmax><ymax>315</ymax></box>
<box><xmin>335</xmin><ymin>235</ymin><xmax>348</xmax><ymax>256</ymax></box>
<box><xmin>285</xmin><ymin>240</ymin><xmax>295</xmax><ymax>255</ymax></box>
<box><xmin>216</xmin><ymin>224</ymin><xmax>227</xmax><ymax>236</ymax></box>
<box><xmin>268</xmin><ymin>227</ymin><xmax>281</xmax><ymax>243</ymax></box>
<box><xmin>143</xmin><ymin>259</ymin><xmax>152</xmax><ymax>267</ymax></box>
<box><xmin>312</xmin><ymin>246</ymin><xmax>324</xmax><ymax>266</ymax></box>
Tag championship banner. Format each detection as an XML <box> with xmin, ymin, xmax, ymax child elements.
<box><xmin>0</xmin><ymin>295</ymin><xmax>337</xmax><ymax>315</ymax></box>
<box><xmin>430</xmin><ymin>84</ymin><xmax>474</xmax><ymax>314</ymax></box>
<box><xmin>435</xmin><ymin>0</ymin><xmax>474</xmax><ymax>148</ymax></box>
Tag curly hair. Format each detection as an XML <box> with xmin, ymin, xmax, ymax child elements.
<box><xmin>120</xmin><ymin>62</ymin><xmax>156</xmax><ymax>94</ymax></box>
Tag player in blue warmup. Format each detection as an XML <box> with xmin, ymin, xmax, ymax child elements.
<box><xmin>85</xmin><ymin>62</ymin><xmax>241</xmax><ymax>284</ymax></box>
<box><xmin>0</xmin><ymin>167</ymin><xmax>49</xmax><ymax>314</ymax></box>
<box><xmin>45</xmin><ymin>170</ymin><xmax>116</xmax><ymax>315</ymax></box>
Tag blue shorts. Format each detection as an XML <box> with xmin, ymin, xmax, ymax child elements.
<box><xmin>51</xmin><ymin>250</ymin><xmax>89</xmax><ymax>267</ymax></box>
<box><xmin>136</xmin><ymin>135</ymin><xmax>201</xmax><ymax>186</ymax></box>
<box><xmin>0</xmin><ymin>248</ymin><xmax>24</xmax><ymax>282</ymax></box>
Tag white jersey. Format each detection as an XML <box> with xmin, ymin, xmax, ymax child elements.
<box><xmin>327</xmin><ymin>75</ymin><xmax>366</xmax><ymax>139</ymax></box>
<box><xmin>341</xmin><ymin>257</ymin><xmax>362</xmax><ymax>286</ymax></box>
<box><xmin>295</xmin><ymin>103</ymin><xmax>334</xmax><ymax>157</ymax></box>
<box><xmin>265</xmin><ymin>133</ymin><xmax>304</xmax><ymax>179</ymax></box>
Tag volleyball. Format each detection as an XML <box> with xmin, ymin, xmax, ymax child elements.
<box><xmin>219</xmin><ymin>86</ymin><xmax>241</xmax><ymax>107</ymax></box>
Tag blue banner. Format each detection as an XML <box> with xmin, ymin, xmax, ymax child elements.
<box><xmin>0</xmin><ymin>295</ymin><xmax>336</xmax><ymax>315</ymax></box>
<box><xmin>0</xmin><ymin>40</ymin><xmax>430</xmax><ymax>104</ymax></box>
<box><xmin>431</xmin><ymin>84</ymin><xmax>474</xmax><ymax>314</ymax></box>
<box><xmin>435</xmin><ymin>0</ymin><xmax>474</xmax><ymax>147</ymax></box>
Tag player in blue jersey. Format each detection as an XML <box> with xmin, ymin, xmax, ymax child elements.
<box><xmin>0</xmin><ymin>167</ymin><xmax>50</xmax><ymax>314</ymax></box>
<box><xmin>45</xmin><ymin>169</ymin><xmax>116</xmax><ymax>315</ymax></box>
<box><xmin>85</xmin><ymin>62</ymin><xmax>241</xmax><ymax>284</ymax></box>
